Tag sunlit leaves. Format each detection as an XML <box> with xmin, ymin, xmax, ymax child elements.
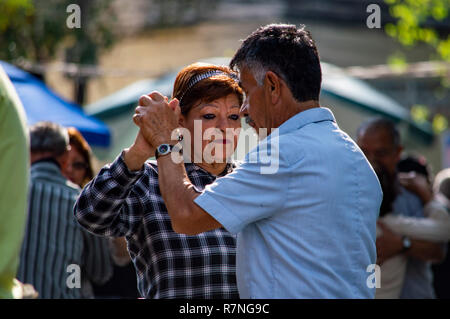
<box><xmin>384</xmin><ymin>0</ymin><xmax>449</xmax><ymax>61</ymax></box>
<box><xmin>0</xmin><ymin>0</ymin><xmax>117</xmax><ymax>64</ymax></box>
<box><xmin>432</xmin><ymin>113</ymin><xmax>449</xmax><ymax>133</ymax></box>
<box><xmin>385</xmin><ymin>0</ymin><xmax>449</xmax><ymax>136</ymax></box>
<box><xmin>411</xmin><ymin>104</ymin><xmax>430</xmax><ymax>123</ymax></box>
<box><xmin>411</xmin><ymin>104</ymin><xmax>449</xmax><ymax>134</ymax></box>
<box><xmin>387</xmin><ymin>52</ymin><xmax>409</xmax><ymax>72</ymax></box>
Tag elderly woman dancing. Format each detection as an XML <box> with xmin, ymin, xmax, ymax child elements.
<box><xmin>74</xmin><ymin>63</ymin><xmax>243</xmax><ymax>299</ymax></box>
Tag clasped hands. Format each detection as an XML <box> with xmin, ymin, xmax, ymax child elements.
<box><xmin>133</xmin><ymin>91</ymin><xmax>182</xmax><ymax>151</ymax></box>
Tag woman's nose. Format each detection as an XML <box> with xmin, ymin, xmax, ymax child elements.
<box><xmin>218</xmin><ymin>117</ymin><xmax>228</xmax><ymax>133</ymax></box>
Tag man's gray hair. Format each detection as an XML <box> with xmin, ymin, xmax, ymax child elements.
<box><xmin>229</xmin><ymin>24</ymin><xmax>322</xmax><ymax>102</ymax></box>
<box><xmin>29</xmin><ymin>121</ymin><xmax>69</xmax><ymax>156</ymax></box>
<box><xmin>244</xmin><ymin>59</ymin><xmax>287</xmax><ymax>87</ymax></box>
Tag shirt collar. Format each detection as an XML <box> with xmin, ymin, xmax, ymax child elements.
<box><xmin>31</xmin><ymin>157</ymin><xmax>61</xmax><ymax>169</ymax></box>
<box><xmin>277</xmin><ymin>107</ymin><xmax>336</xmax><ymax>136</ymax></box>
<box><xmin>30</xmin><ymin>159</ymin><xmax>63</xmax><ymax>177</ymax></box>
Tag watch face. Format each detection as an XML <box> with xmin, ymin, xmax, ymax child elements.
<box><xmin>403</xmin><ymin>237</ymin><xmax>411</xmax><ymax>249</ymax></box>
<box><xmin>159</xmin><ymin>144</ymin><xmax>169</xmax><ymax>153</ymax></box>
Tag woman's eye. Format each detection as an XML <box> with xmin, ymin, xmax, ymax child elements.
<box><xmin>202</xmin><ymin>114</ymin><xmax>216</xmax><ymax>120</ymax></box>
<box><xmin>229</xmin><ymin>114</ymin><xmax>240</xmax><ymax>121</ymax></box>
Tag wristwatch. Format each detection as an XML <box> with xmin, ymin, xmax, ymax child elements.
<box><xmin>155</xmin><ymin>144</ymin><xmax>173</xmax><ymax>159</ymax></box>
<box><xmin>401</xmin><ymin>236</ymin><xmax>412</xmax><ymax>253</ymax></box>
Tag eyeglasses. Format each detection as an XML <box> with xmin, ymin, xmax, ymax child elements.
<box><xmin>71</xmin><ymin>161</ymin><xmax>88</xmax><ymax>170</ymax></box>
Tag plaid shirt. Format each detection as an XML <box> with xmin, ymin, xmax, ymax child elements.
<box><xmin>74</xmin><ymin>153</ymin><xmax>238</xmax><ymax>299</ymax></box>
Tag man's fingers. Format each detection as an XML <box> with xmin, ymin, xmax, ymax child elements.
<box><xmin>169</xmin><ymin>98</ymin><xmax>180</xmax><ymax>111</ymax></box>
<box><xmin>148</xmin><ymin>91</ymin><xmax>165</xmax><ymax>102</ymax></box>
<box><xmin>135</xmin><ymin>106</ymin><xmax>146</xmax><ymax>114</ymax></box>
<box><xmin>138</xmin><ymin>95</ymin><xmax>152</xmax><ymax>107</ymax></box>
<box><xmin>139</xmin><ymin>91</ymin><xmax>166</xmax><ymax>107</ymax></box>
<box><xmin>132</xmin><ymin>114</ymin><xmax>142</xmax><ymax>126</ymax></box>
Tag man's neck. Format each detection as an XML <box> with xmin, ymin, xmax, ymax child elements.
<box><xmin>291</xmin><ymin>99</ymin><xmax>320</xmax><ymax>116</ymax></box>
<box><xmin>195</xmin><ymin>162</ymin><xmax>228</xmax><ymax>177</ymax></box>
<box><xmin>30</xmin><ymin>152</ymin><xmax>62</xmax><ymax>169</ymax></box>
<box><xmin>269</xmin><ymin>100</ymin><xmax>320</xmax><ymax>134</ymax></box>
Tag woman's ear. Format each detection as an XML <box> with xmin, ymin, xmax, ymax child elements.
<box><xmin>179</xmin><ymin>114</ymin><xmax>186</xmax><ymax>127</ymax></box>
<box><xmin>264</xmin><ymin>71</ymin><xmax>282</xmax><ymax>105</ymax></box>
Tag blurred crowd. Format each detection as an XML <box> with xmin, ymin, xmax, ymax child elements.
<box><xmin>0</xmin><ymin>66</ymin><xmax>138</xmax><ymax>299</ymax></box>
<box><xmin>0</xmin><ymin>62</ymin><xmax>449</xmax><ymax>299</ymax></box>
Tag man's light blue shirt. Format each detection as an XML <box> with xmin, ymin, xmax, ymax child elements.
<box><xmin>194</xmin><ymin>107</ymin><xmax>382</xmax><ymax>298</ymax></box>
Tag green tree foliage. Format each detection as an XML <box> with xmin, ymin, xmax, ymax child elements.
<box><xmin>0</xmin><ymin>0</ymin><xmax>66</xmax><ymax>62</ymax></box>
<box><xmin>385</xmin><ymin>0</ymin><xmax>449</xmax><ymax>61</ymax></box>
<box><xmin>384</xmin><ymin>0</ymin><xmax>450</xmax><ymax>134</ymax></box>
<box><xmin>0</xmin><ymin>0</ymin><xmax>116</xmax><ymax>66</ymax></box>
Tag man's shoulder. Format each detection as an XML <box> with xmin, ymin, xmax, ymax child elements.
<box><xmin>65</xmin><ymin>179</ymin><xmax>81</xmax><ymax>192</ymax></box>
<box><xmin>31</xmin><ymin>175</ymin><xmax>80</xmax><ymax>194</ymax></box>
<box><xmin>277</xmin><ymin>121</ymin><xmax>356</xmax><ymax>164</ymax></box>
<box><xmin>30</xmin><ymin>164</ymin><xmax>80</xmax><ymax>195</ymax></box>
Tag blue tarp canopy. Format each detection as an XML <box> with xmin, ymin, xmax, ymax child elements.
<box><xmin>1</xmin><ymin>61</ymin><xmax>111</xmax><ymax>147</ymax></box>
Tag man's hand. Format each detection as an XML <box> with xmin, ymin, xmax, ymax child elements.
<box><xmin>133</xmin><ymin>91</ymin><xmax>181</xmax><ymax>147</ymax></box>
<box><xmin>376</xmin><ymin>221</ymin><xmax>403</xmax><ymax>265</ymax></box>
<box><xmin>398</xmin><ymin>172</ymin><xmax>433</xmax><ymax>204</ymax></box>
<box><xmin>376</xmin><ymin>220</ymin><xmax>446</xmax><ymax>265</ymax></box>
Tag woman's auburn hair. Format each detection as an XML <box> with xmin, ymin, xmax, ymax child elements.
<box><xmin>172</xmin><ymin>62</ymin><xmax>244</xmax><ymax>115</ymax></box>
<box><xmin>67</xmin><ymin>127</ymin><xmax>94</xmax><ymax>186</ymax></box>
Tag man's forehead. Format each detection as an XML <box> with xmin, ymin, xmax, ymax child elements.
<box><xmin>362</xmin><ymin>126</ymin><xmax>392</xmax><ymax>138</ymax></box>
<box><xmin>237</xmin><ymin>66</ymin><xmax>256</xmax><ymax>87</ymax></box>
<box><xmin>358</xmin><ymin>128</ymin><xmax>395</xmax><ymax>147</ymax></box>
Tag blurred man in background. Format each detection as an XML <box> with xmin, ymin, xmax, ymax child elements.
<box><xmin>17</xmin><ymin>122</ymin><xmax>112</xmax><ymax>298</ymax></box>
<box><xmin>357</xmin><ymin>118</ymin><xmax>445</xmax><ymax>299</ymax></box>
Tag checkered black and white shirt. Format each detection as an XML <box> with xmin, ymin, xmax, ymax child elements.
<box><xmin>74</xmin><ymin>153</ymin><xmax>238</xmax><ymax>299</ymax></box>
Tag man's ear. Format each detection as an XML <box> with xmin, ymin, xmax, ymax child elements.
<box><xmin>264</xmin><ymin>71</ymin><xmax>282</xmax><ymax>105</ymax></box>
